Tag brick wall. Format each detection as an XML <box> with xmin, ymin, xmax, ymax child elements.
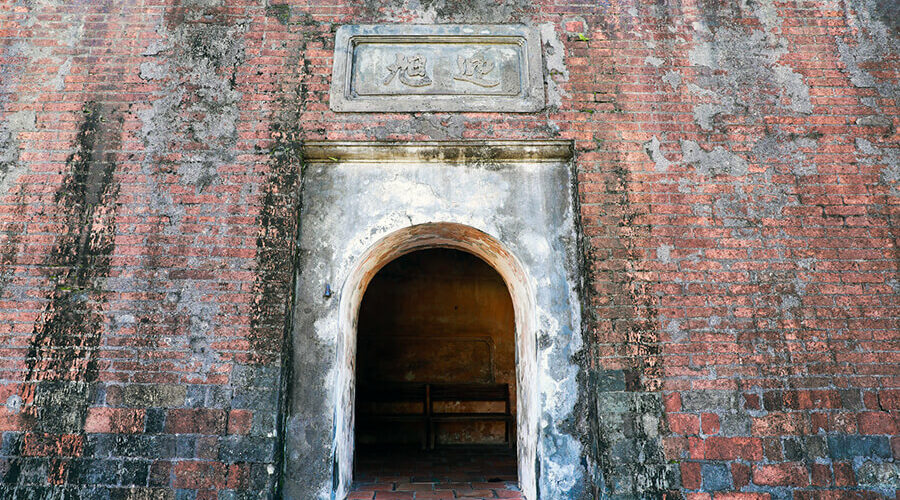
<box><xmin>0</xmin><ymin>0</ymin><xmax>896</xmax><ymax>499</ymax></box>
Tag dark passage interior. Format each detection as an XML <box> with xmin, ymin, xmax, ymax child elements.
<box><xmin>352</xmin><ymin>248</ymin><xmax>520</xmax><ymax>499</ymax></box>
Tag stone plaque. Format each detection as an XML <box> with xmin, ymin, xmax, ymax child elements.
<box><xmin>329</xmin><ymin>25</ymin><xmax>544</xmax><ymax>112</ymax></box>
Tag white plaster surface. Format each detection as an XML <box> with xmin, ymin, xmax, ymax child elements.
<box><xmin>283</xmin><ymin>142</ymin><xmax>583</xmax><ymax>500</ymax></box>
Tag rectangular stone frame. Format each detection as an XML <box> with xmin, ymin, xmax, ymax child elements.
<box><xmin>329</xmin><ymin>25</ymin><xmax>545</xmax><ymax>112</ymax></box>
<box><xmin>283</xmin><ymin>141</ymin><xmax>584</xmax><ymax>500</ymax></box>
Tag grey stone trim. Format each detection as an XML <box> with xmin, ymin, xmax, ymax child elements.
<box><xmin>329</xmin><ymin>25</ymin><xmax>545</xmax><ymax>112</ymax></box>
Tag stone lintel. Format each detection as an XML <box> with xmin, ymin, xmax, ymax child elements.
<box><xmin>302</xmin><ymin>140</ymin><xmax>573</xmax><ymax>164</ymax></box>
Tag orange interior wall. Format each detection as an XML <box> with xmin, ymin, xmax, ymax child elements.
<box><xmin>356</xmin><ymin>248</ymin><xmax>516</xmax><ymax>445</ymax></box>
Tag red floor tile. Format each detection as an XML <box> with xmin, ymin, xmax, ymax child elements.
<box><xmin>349</xmin><ymin>445</ymin><xmax>523</xmax><ymax>499</ymax></box>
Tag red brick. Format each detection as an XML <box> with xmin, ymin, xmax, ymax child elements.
<box><xmin>811</xmin><ymin>463</ymin><xmax>832</xmax><ymax>487</ymax></box>
<box><xmin>833</xmin><ymin>462</ymin><xmax>856</xmax><ymax>487</ymax></box>
<box><xmin>0</xmin><ymin>413</ymin><xmax>24</xmax><ymax>432</ymax></box>
<box><xmin>743</xmin><ymin>393</ymin><xmax>760</xmax><ymax>410</ymax></box>
<box><xmin>414</xmin><ymin>492</ymin><xmax>455</xmax><ymax>499</ymax></box>
<box><xmin>227</xmin><ymin>409</ymin><xmax>252</xmax><ymax>435</ymax></box>
<box><xmin>664</xmin><ymin>392</ymin><xmax>682</xmax><ymax>412</ymax></box>
<box><xmin>226</xmin><ymin>463</ymin><xmax>249</xmax><ymax>489</ymax></box>
<box><xmin>731</xmin><ymin>462</ymin><xmax>751</xmax><ymax>488</ymax></box>
<box><xmin>83</xmin><ymin>407</ymin><xmax>145</xmax><ymax>434</ymax></box>
<box><xmin>149</xmin><ymin>461</ymin><xmax>172</xmax><ymax>487</ymax></box>
<box><xmin>494</xmin><ymin>491</ymin><xmax>524</xmax><ymax>499</ymax></box>
<box><xmin>880</xmin><ymin>390</ymin><xmax>900</xmax><ymax>410</ymax></box>
<box><xmin>705</xmin><ymin>437</ymin><xmax>764</xmax><ymax>461</ymax></box>
<box><xmin>811</xmin><ymin>412</ymin><xmax>829</xmax><ymax>433</ymax></box>
<box><xmin>663</xmin><ymin>436</ymin><xmax>688</xmax><ymax>460</ymax></box>
<box><xmin>701</xmin><ymin>413</ymin><xmax>720</xmax><ymax>435</ymax></box>
<box><xmin>669</xmin><ymin>414</ymin><xmax>700</xmax><ymax>435</ymax></box>
<box><xmin>173</xmin><ymin>461</ymin><xmax>226</xmax><ymax>489</ymax></box>
<box><xmin>762</xmin><ymin>437</ymin><xmax>784</xmax><ymax>462</ymax></box>
<box><xmin>782</xmin><ymin>390</ymin><xmax>841</xmax><ymax>410</ymax></box>
<box><xmin>858</xmin><ymin>411</ymin><xmax>899</xmax><ymax>435</ymax></box>
<box><xmin>166</xmin><ymin>409</ymin><xmax>227</xmax><ymax>435</ymax></box>
<box><xmin>196</xmin><ymin>490</ymin><xmax>217</xmax><ymax>500</ymax></box>
<box><xmin>682</xmin><ymin>461</ymin><xmax>701</xmax><ymax>490</ymax></box>
<box><xmin>374</xmin><ymin>493</ymin><xmax>414</xmax><ymax>499</ymax></box>
<box><xmin>752</xmin><ymin>463</ymin><xmax>810</xmax><ymax>487</ymax></box>
<box><xmin>21</xmin><ymin>433</ymin><xmax>83</xmax><ymax>457</ymax></box>
<box><xmin>752</xmin><ymin>413</ymin><xmax>807</xmax><ymax>436</ymax></box>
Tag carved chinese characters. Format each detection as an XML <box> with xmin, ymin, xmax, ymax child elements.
<box><xmin>384</xmin><ymin>53</ymin><xmax>432</xmax><ymax>87</ymax></box>
<box><xmin>381</xmin><ymin>51</ymin><xmax>500</xmax><ymax>90</ymax></box>
<box><xmin>330</xmin><ymin>25</ymin><xmax>544</xmax><ymax>112</ymax></box>
<box><xmin>454</xmin><ymin>51</ymin><xmax>499</xmax><ymax>88</ymax></box>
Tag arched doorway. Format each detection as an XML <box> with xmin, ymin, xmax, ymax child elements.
<box><xmin>353</xmin><ymin>248</ymin><xmax>518</xmax><ymax>495</ymax></box>
<box><xmin>287</xmin><ymin>141</ymin><xmax>584</xmax><ymax>499</ymax></box>
<box><xmin>332</xmin><ymin>223</ymin><xmax>538</xmax><ymax>500</ymax></box>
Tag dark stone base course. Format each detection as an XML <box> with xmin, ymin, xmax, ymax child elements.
<box><xmin>0</xmin><ymin>486</ymin><xmax>169</xmax><ymax>500</ymax></box>
<box><xmin>0</xmin><ymin>487</ymin><xmax>276</xmax><ymax>500</ymax></box>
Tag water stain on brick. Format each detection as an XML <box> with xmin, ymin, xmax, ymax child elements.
<box><xmin>248</xmin><ymin>125</ymin><xmax>302</xmax><ymax>363</ymax></box>
<box><xmin>0</xmin><ymin>212</ymin><xmax>21</xmax><ymax>293</ymax></box>
<box><xmin>573</xmin><ymin>139</ymin><xmax>675</xmax><ymax>497</ymax></box>
<box><xmin>157</xmin><ymin>3</ymin><xmax>248</xmax><ymax>192</ymax></box>
<box><xmin>130</xmin><ymin>0</ymin><xmax>250</xmax><ymax>382</ymax></box>
<box><xmin>10</xmin><ymin>101</ymin><xmax>121</xmax><ymax>485</ymax></box>
<box><xmin>266</xmin><ymin>3</ymin><xmax>291</xmax><ymax>25</ymax></box>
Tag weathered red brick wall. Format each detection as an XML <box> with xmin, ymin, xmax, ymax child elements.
<box><xmin>0</xmin><ymin>0</ymin><xmax>896</xmax><ymax>498</ymax></box>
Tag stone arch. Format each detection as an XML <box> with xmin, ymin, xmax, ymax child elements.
<box><xmin>332</xmin><ymin>222</ymin><xmax>539</xmax><ymax>499</ymax></box>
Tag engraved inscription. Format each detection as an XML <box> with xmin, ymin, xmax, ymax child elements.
<box><xmin>330</xmin><ymin>25</ymin><xmax>545</xmax><ymax>112</ymax></box>
<box><xmin>353</xmin><ymin>44</ymin><xmax>519</xmax><ymax>97</ymax></box>
<box><xmin>453</xmin><ymin>51</ymin><xmax>498</xmax><ymax>88</ymax></box>
<box><xmin>383</xmin><ymin>53</ymin><xmax>432</xmax><ymax>87</ymax></box>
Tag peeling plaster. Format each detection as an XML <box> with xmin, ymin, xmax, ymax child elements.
<box><xmin>0</xmin><ymin>1</ymin><xmax>86</xmax><ymax>197</ymax></box>
<box><xmin>644</xmin><ymin>56</ymin><xmax>663</xmax><ymax>67</ymax></box>
<box><xmin>657</xmin><ymin>244</ymin><xmax>673</xmax><ymax>264</ymax></box>
<box><xmin>356</xmin><ymin>0</ymin><xmax>531</xmax><ymax>24</ymax></box>
<box><xmin>369</xmin><ymin>114</ymin><xmax>467</xmax><ymax>140</ymax></box>
<box><xmin>643</xmin><ymin>136</ymin><xmax>671</xmax><ymax>173</ymax></box>
<box><xmin>681</xmin><ymin>140</ymin><xmax>748</xmax><ymax>177</ymax></box>
<box><xmin>541</xmin><ymin>23</ymin><xmax>570</xmax><ymax>110</ymax></box>
<box><xmin>686</xmin><ymin>4</ymin><xmax>812</xmax><ymax>130</ymax></box>
<box><xmin>0</xmin><ymin>111</ymin><xmax>35</xmax><ymax>196</ymax></box>
<box><xmin>753</xmin><ymin>132</ymin><xmax>820</xmax><ymax>176</ymax></box>
<box><xmin>835</xmin><ymin>0</ymin><xmax>899</xmax><ymax>109</ymax></box>
<box><xmin>662</xmin><ymin>70</ymin><xmax>681</xmax><ymax>91</ymax></box>
<box><xmin>137</xmin><ymin>12</ymin><xmax>249</xmax><ymax>193</ymax></box>
<box><xmin>857</xmin><ymin>138</ymin><xmax>900</xmax><ymax>196</ymax></box>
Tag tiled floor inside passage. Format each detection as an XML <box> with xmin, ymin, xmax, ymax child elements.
<box><xmin>348</xmin><ymin>445</ymin><xmax>523</xmax><ymax>499</ymax></box>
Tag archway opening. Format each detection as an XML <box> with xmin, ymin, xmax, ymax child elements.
<box><xmin>332</xmin><ymin>223</ymin><xmax>538</xmax><ymax>500</ymax></box>
<box><xmin>351</xmin><ymin>248</ymin><xmax>519</xmax><ymax>497</ymax></box>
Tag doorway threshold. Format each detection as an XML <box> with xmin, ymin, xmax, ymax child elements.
<box><xmin>350</xmin><ymin>445</ymin><xmax>523</xmax><ymax>499</ymax></box>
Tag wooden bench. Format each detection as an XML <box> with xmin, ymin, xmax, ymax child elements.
<box><xmin>356</xmin><ymin>382</ymin><xmax>513</xmax><ymax>450</ymax></box>
<box><xmin>428</xmin><ymin>383</ymin><xmax>513</xmax><ymax>449</ymax></box>
<box><xmin>356</xmin><ymin>382</ymin><xmax>430</xmax><ymax>449</ymax></box>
